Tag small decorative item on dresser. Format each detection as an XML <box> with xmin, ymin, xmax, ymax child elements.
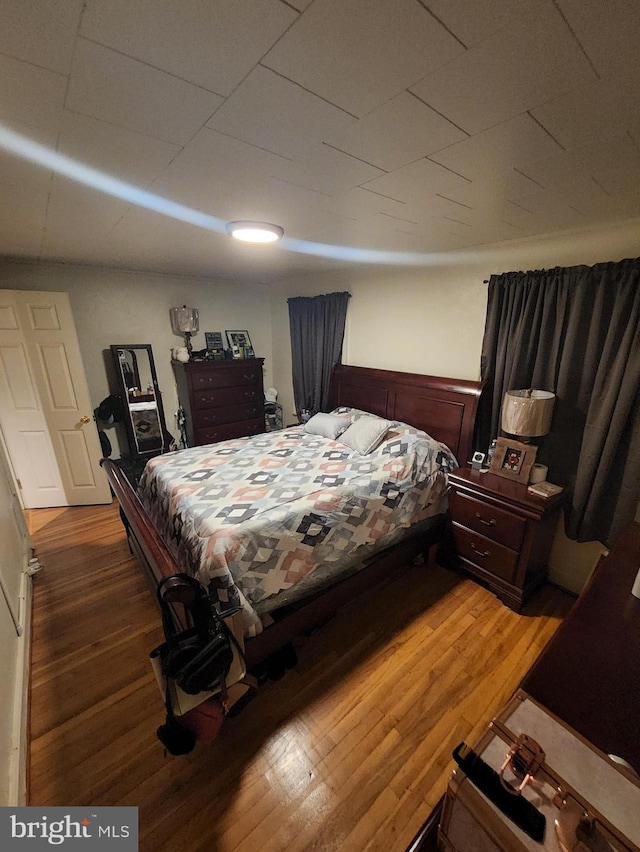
<box><xmin>489</xmin><ymin>436</ymin><xmax>537</xmax><ymax>484</ymax></box>
<box><xmin>173</xmin><ymin>346</ymin><xmax>189</xmax><ymax>363</ymax></box>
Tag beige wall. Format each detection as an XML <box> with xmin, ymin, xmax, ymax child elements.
<box><xmin>0</xmin><ymin>262</ymin><xmax>273</xmax><ymax>454</ymax></box>
<box><xmin>269</xmin><ymin>266</ymin><xmax>487</xmax><ymax>425</ymax></box>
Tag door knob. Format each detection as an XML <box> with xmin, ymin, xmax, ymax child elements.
<box><xmin>80</xmin><ymin>415</ymin><xmax>91</xmax><ymax>424</ymax></box>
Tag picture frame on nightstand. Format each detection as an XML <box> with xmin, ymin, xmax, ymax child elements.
<box><xmin>489</xmin><ymin>437</ymin><xmax>537</xmax><ymax>483</ymax></box>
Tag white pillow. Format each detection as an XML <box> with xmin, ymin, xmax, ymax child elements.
<box><xmin>339</xmin><ymin>416</ymin><xmax>391</xmax><ymax>455</ymax></box>
<box><xmin>303</xmin><ymin>413</ymin><xmax>351</xmax><ymax>439</ymax></box>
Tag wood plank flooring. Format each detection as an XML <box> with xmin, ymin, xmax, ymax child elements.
<box><xmin>27</xmin><ymin>501</ymin><xmax>574</xmax><ymax>851</ymax></box>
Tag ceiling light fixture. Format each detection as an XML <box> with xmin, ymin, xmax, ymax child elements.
<box><xmin>226</xmin><ymin>220</ymin><xmax>284</xmax><ymax>243</ymax></box>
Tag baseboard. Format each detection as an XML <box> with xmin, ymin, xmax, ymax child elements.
<box><xmin>6</xmin><ymin>572</ymin><xmax>32</xmax><ymax>806</ymax></box>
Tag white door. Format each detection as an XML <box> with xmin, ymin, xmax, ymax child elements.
<box><xmin>0</xmin><ymin>429</ymin><xmax>30</xmax><ymax>631</ymax></box>
<box><xmin>0</xmin><ymin>290</ymin><xmax>111</xmax><ymax>508</ymax></box>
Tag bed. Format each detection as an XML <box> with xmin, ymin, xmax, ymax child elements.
<box><xmin>102</xmin><ymin>365</ymin><xmax>482</xmax><ymax>668</ymax></box>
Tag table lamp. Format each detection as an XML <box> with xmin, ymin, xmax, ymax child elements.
<box><xmin>501</xmin><ymin>389</ymin><xmax>555</xmax><ymax>483</ymax></box>
<box><xmin>170</xmin><ymin>306</ymin><xmax>199</xmax><ymax>356</ymax></box>
<box><xmin>501</xmin><ymin>389</ymin><xmax>555</xmax><ymax>442</ymax></box>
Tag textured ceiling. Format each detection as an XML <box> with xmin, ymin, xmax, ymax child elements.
<box><xmin>0</xmin><ymin>0</ymin><xmax>639</xmax><ymax>280</ymax></box>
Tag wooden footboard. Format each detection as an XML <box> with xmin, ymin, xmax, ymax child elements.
<box><xmin>102</xmin><ymin>459</ymin><xmax>176</xmax><ymax>593</ymax></box>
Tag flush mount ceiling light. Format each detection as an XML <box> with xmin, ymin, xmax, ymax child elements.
<box><xmin>226</xmin><ymin>220</ymin><xmax>284</xmax><ymax>243</ymax></box>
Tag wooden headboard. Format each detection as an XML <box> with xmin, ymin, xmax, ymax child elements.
<box><xmin>329</xmin><ymin>365</ymin><xmax>483</xmax><ymax>465</ymax></box>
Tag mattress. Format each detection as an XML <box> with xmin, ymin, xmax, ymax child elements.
<box><xmin>137</xmin><ymin>411</ymin><xmax>458</xmax><ymax>636</ymax></box>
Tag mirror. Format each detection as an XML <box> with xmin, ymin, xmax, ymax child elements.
<box><xmin>110</xmin><ymin>344</ymin><xmax>168</xmax><ymax>458</ymax></box>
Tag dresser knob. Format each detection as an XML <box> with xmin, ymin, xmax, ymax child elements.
<box><xmin>470</xmin><ymin>542</ymin><xmax>491</xmax><ymax>558</ymax></box>
<box><xmin>243</xmin><ymin>373</ymin><xmax>255</xmax><ymax>380</ymax></box>
<box><xmin>475</xmin><ymin>512</ymin><xmax>496</xmax><ymax>526</ymax></box>
<box><xmin>244</xmin><ymin>390</ymin><xmax>256</xmax><ymax>397</ymax></box>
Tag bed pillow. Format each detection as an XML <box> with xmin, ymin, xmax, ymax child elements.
<box><xmin>303</xmin><ymin>412</ymin><xmax>351</xmax><ymax>439</ymax></box>
<box><xmin>331</xmin><ymin>406</ymin><xmax>373</xmax><ymax>419</ymax></box>
<box><xmin>339</xmin><ymin>416</ymin><xmax>391</xmax><ymax>455</ymax></box>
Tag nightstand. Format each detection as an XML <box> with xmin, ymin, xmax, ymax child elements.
<box><xmin>442</xmin><ymin>466</ymin><xmax>565</xmax><ymax>611</ymax></box>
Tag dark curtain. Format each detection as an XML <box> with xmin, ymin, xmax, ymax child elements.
<box><xmin>288</xmin><ymin>291</ymin><xmax>350</xmax><ymax>417</ymax></box>
<box><xmin>478</xmin><ymin>257</ymin><xmax>640</xmax><ymax>546</ymax></box>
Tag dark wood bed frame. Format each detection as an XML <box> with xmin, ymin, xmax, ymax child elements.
<box><xmin>102</xmin><ymin>365</ymin><xmax>482</xmax><ymax>669</ymax></box>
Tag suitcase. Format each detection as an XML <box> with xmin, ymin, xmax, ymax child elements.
<box><xmin>439</xmin><ymin>689</ymin><xmax>640</xmax><ymax>852</ymax></box>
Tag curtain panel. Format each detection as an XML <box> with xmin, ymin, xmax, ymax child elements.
<box><xmin>479</xmin><ymin>257</ymin><xmax>640</xmax><ymax>546</ymax></box>
<box><xmin>288</xmin><ymin>291</ymin><xmax>350</xmax><ymax>418</ymax></box>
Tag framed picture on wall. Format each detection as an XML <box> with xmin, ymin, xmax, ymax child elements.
<box><xmin>225</xmin><ymin>330</ymin><xmax>252</xmax><ymax>350</ymax></box>
<box><xmin>488</xmin><ymin>437</ymin><xmax>537</xmax><ymax>483</ymax></box>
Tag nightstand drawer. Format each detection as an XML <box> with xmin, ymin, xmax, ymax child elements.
<box><xmin>451</xmin><ymin>522</ymin><xmax>518</xmax><ymax>582</ymax></box>
<box><xmin>450</xmin><ymin>490</ymin><xmax>526</xmax><ymax>551</ymax></box>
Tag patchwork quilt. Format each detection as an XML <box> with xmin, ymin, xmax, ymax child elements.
<box><xmin>137</xmin><ymin>410</ymin><xmax>458</xmax><ymax>636</ymax></box>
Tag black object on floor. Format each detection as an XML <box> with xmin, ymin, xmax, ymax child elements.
<box><xmin>250</xmin><ymin>642</ymin><xmax>298</xmax><ymax>683</ymax></box>
<box><xmin>113</xmin><ymin>456</ymin><xmax>148</xmax><ymax>489</ymax></box>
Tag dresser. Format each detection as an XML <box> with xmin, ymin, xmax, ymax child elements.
<box><xmin>172</xmin><ymin>358</ymin><xmax>265</xmax><ymax>447</ymax></box>
<box><xmin>444</xmin><ymin>466</ymin><xmax>564</xmax><ymax>612</ymax></box>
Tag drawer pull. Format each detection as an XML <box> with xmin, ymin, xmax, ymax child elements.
<box><xmin>244</xmin><ymin>390</ymin><xmax>256</xmax><ymax>397</ymax></box>
<box><xmin>475</xmin><ymin>512</ymin><xmax>496</xmax><ymax>527</ymax></box>
<box><xmin>243</xmin><ymin>373</ymin><xmax>256</xmax><ymax>381</ymax></box>
<box><xmin>470</xmin><ymin>542</ymin><xmax>491</xmax><ymax>558</ymax></box>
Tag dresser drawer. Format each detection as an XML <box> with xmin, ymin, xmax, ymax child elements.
<box><xmin>189</xmin><ymin>365</ymin><xmax>262</xmax><ymax>391</ymax></box>
<box><xmin>192</xmin><ymin>384</ymin><xmax>262</xmax><ymax>410</ymax></box>
<box><xmin>194</xmin><ymin>417</ymin><xmax>264</xmax><ymax>445</ymax></box>
<box><xmin>451</xmin><ymin>522</ymin><xmax>518</xmax><ymax>582</ymax></box>
<box><xmin>194</xmin><ymin>401</ymin><xmax>263</xmax><ymax>427</ymax></box>
<box><xmin>450</xmin><ymin>490</ymin><xmax>525</xmax><ymax>551</ymax></box>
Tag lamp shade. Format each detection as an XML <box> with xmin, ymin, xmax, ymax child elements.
<box><xmin>501</xmin><ymin>389</ymin><xmax>555</xmax><ymax>438</ymax></box>
<box><xmin>170</xmin><ymin>306</ymin><xmax>199</xmax><ymax>335</ymax></box>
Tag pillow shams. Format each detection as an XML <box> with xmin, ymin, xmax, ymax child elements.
<box><xmin>339</xmin><ymin>416</ymin><xmax>391</xmax><ymax>455</ymax></box>
<box><xmin>303</xmin><ymin>412</ymin><xmax>351</xmax><ymax>439</ymax></box>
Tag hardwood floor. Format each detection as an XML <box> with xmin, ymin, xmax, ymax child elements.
<box><xmin>27</xmin><ymin>501</ymin><xmax>574</xmax><ymax>851</ymax></box>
